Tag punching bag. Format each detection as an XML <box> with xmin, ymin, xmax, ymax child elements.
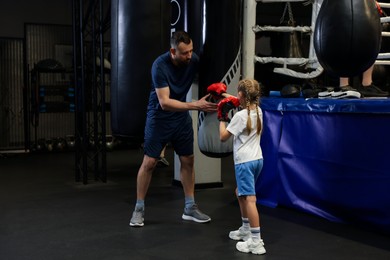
<box><xmin>314</xmin><ymin>0</ymin><xmax>381</xmax><ymax>77</ymax></box>
<box><xmin>197</xmin><ymin>0</ymin><xmax>242</xmax><ymax>158</ymax></box>
<box><xmin>111</xmin><ymin>0</ymin><xmax>170</xmax><ymax>139</ymax></box>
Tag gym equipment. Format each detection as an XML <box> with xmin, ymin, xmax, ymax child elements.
<box><xmin>207</xmin><ymin>82</ymin><xmax>227</xmax><ymax>100</ymax></box>
<box><xmin>66</xmin><ymin>135</ymin><xmax>75</xmax><ymax>150</ymax></box>
<box><xmin>34</xmin><ymin>59</ymin><xmax>64</xmax><ymax>72</ymax></box>
<box><xmin>55</xmin><ymin>137</ymin><xmax>66</xmax><ymax>151</ymax></box>
<box><xmin>46</xmin><ymin>139</ymin><xmax>54</xmax><ymax>152</ymax></box>
<box><xmin>111</xmin><ymin>0</ymin><xmax>170</xmax><ymax>139</ymax></box>
<box><xmin>197</xmin><ymin>0</ymin><xmax>242</xmax><ymax>158</ymax></box>
<box><xmin>314</xmin><ymin>0</ymin><xmax>381</xmax><ymax>77</ymax></box>
<box><xmin>301</xmin><ymin>82</ymin><xmax>325</xmax><ymax>99</ymax></box>
<box><xmin>106</xmin><ymin>135</ymin><xmax>114</xmax><ymax>151</ymax></box>
<box><xmin>217</xmin><ymin>96</ymin><xmax>240</xmax><ymax>122</ymax></box>
<box><xmin>281</xmin><ymin>84</ymin><xmax>301</xmax><ymax>98</ymax></box>
<box><xmin>36</xmin><ymin>138</ymin><xmax>46</xmax><ymax>151</ymax></box>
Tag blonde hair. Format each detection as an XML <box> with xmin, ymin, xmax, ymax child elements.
<box><xmin>237</xmin><ymin>79</ymin><xmax>262</xmax><ymax>135</ymax></box>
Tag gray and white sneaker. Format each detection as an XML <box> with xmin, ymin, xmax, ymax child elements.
<box><xmin>130</xmin><ymin>209</ymin><xmax>144</xmax><ymax>227</ymax></box>
<box><xmin>182</xmin><ymin>204</ymin><xmax>211</xmax><ymax>223</ymax></box>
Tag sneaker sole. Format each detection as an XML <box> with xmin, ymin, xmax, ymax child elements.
<box><xmin>331</xmin><ymin>91</ymin><xmax>361</xmax><ymax>99</ymax></box>
<box><xmin>318</xmin><ymin>92</ymin><xmax>333</xmax><ymax>99</ymax></box>
<box><xmin>182</xmin><ymin>214</ymin><xmax>211</xmax><ymax>223</ymax></box>
<box><xmin>129</xmin><ymin>222</ymin><xmax>144</xmax><ymax>227</ymax></box>
<box><xmin>129</xmin><ymin>219</ymin><xmax>144</xmax><ymax>227</ymax></box>
<box><xmin>230</xmin><ymin>235</ymin><xmax>264</xmax><ymax>245</ymax></box>
<box><xmin>236</xmin><ymin>243</ymin><xmax>266</xmax><ymax>255</ymax></box>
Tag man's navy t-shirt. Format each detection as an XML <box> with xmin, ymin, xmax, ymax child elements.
<box><xmin>145</xmin><ymin>51</ymin><xmax>199</xmax><ymax>139</ymax></box>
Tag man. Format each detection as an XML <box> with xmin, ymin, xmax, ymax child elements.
<box><xmin>130</xmin><ymin>31</ymin><xmax>217</xmax><ymax>227</ymax></box>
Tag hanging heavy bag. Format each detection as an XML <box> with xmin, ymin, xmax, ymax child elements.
<box><xmin>198</xmin><ymin>83</ymin><xmax>236</xmax><ymax>158</ymax></box>
<box><xmin>314</xmin><ymin>0</ymin><xmax>381</xmax><ymax>77</ymax></box>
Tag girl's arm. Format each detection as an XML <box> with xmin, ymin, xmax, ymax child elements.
<box><xmin>219</xmin><ymin>121</ymin><xmax>232</xmax><ymax>142</ymax></box>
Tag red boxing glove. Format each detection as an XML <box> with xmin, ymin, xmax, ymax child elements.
<box><xmin>207</xmin><ymin>82</ymin><xmax>227</xmax><ymax>99</ymax></box>
<box><xmin>217</xmin><ymin>96</ymin><xmax>240</xmax><ymax>122</ymax></box>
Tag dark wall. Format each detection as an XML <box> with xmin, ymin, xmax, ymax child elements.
<box><xmin>0</xmin><ymin>0</ymin><xmax>72</xmax><ymax>38</ymax></box>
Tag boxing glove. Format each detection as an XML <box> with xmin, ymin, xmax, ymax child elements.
<box><xmin>217</xmin><ymin>96</ymin><xmax>240</xmax><ymax>122</ymax></box>
<box><xmin>207</xmin><ymin>82</ymin><xmax>227</xmax><ymax>99</ymax></box>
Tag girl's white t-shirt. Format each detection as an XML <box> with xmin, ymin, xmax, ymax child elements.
<box><xmin>226</xmin><ymin>107</ymin><xmax>263</xmax><ymax>165</ymax></box>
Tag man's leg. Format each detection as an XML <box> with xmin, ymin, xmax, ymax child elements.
<box><xmin>362</xmin><ymin>65</ymin><xmax>374</xmax><ymax>86</ymax></box>
<box><xmin>340</xmin><ymin>77</ymin><xmax>349</xmax><ymax>87</ymax></box>
<box><xmin>179</xmin><ymin>154</ymin><xmax>195</xmax><ymax>198</ymax></box>
<box><xmin>180</xmin><ymin>154</ymin><xmax>211</xmax><ymax>223</ymax></box>
<box><xmin>358</xmin><ymin>65</ymin><xmax>388</xmax><ymax>97</ymax></box>
<box><xmin>130</xmin><ymin>155</ymin><xmax>158</xmax><ymax>227</ymax></box>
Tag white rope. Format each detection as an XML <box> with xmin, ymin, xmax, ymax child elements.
<box><xmin>375</xmin><ymin>60</ymin><xmax>390</xmax><ymax>65</ymax></box>
<box><xmin>257</xmin><ymin>0</ymin><xmax>310</xmax><ymax>3</ymax></box>
<box><xmin>273</xmin><ymin>65</ymin><xmax>324</xmax><ymax>78</ymax></box>
<box><xmin>377</xmin><ymin>53</ymin><xmax>390</xmax><ymax>59</ymax></box>
<box><xmin>254</xmin><ymin>56</ymin><xmax>317</xmax><ymax>65</ymax></box>
<box><xmin>380</xmin><ymin>17</ymin><xmax>390</xmax><ymax>23</ymax></box>
<box><xmin>254</xmin><ymin>56</ymin><xmax>322</xmax><ymax>79</ymax></box>
<box><xmin>382</xmin><ymin>31</ymin><xmax>390</xmax><ymax>37</ymax></box>
<box><xmin>378</xmin><ymin>2</ymin><xmax>390</xmax><ymax>9</ymax></box>
<box><xmin>253</xmin><ymin>25</ymin><xmax>312</xmax><ymax>33</ymax></box>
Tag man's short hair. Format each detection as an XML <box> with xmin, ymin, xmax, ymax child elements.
<box><xmin>171</xmin><ymin>30</ymin><xmax>192</xmax><ymax>49</ymax></box>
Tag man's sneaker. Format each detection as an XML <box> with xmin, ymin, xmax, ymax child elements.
<box><xmin>357</xmin><ymin>84</ymin><xmax>389</xmax><ymax>97</ymax></box>
<box><xmin>236</xmin><ymin>238</ymin><xmax>266</xmax><ymax>255</ymax></box>
<box><xmin>229</xmin><ymin>227</ymin><xmax>251</xmax><ymax>241</ymax></box>
<box><xmin>129</xmin><ymin>209</ymin><xmax>144</xmax><ymax>227</ymax></box>
<box><xmin>318</xmin><ymin>87</ymin><xmax>334</xmax><ymax>99</ymax></box>
<box><xmin>331</xmin><ymin>85</ymin><xmax>361</xmax><ymax>99</ymax></box>
<box><xmin>182</xmin><ymin>204</ymin><xmax>211</xmax><ymax>223</ymax></box>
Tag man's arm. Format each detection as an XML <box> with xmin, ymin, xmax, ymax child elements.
<box><xmin>156</xmin><ymin>87</ymin><xmax>217</xmax><ymax>113</ymax></box>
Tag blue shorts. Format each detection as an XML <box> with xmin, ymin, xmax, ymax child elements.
<box><xmin>144</xmin><ymin>114</ymin><xmax>194</xmax><ymax>158</ymax></box>
<box><xmin>235</xmin><ymin>159</ymin><xmax>263</xmax><ymax>196</ymax></box>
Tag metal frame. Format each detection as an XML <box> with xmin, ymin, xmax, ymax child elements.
<box><xmin>72</xmin><ymin>0</ymin><xmax>110</xmax><ymax>184</ymax></box>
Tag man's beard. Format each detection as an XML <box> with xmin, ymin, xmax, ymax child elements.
<box><xmin>176</xmin><ymin>58</ymin><xmax>191</xmax><ymax>67</ymax></box>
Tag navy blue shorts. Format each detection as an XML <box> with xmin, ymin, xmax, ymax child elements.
<box><xmin>144</xmin><ymin>114</ymin><xmax>194</xmax><ymax>158</ymax></box>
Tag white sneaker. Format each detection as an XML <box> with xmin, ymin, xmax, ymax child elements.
<box><xmin>331</xmin><ymin>85</ymin><xmax>361</xmax><ymax>99</ymax></box>
<box><xmin>229</xmin><ymin>227</ymin><xmax>251</xmax><ymax>241</ymax></box>
<box><xmin>318</xmin><ymin>88</ymin><xmax>334</xmax><ymax>99</ymax></box>
<box><xmin>236</xmin><ymin>238</ymin><xmax>266</xmax><ymax>255</ymax></box>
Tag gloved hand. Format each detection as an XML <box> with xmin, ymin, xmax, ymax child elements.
<box><xmin>217</xmin><ymin>96</ymin><xmax>240</xmax><ymax>122</ymax></box>
<box><xmin>207</xmin><ymin>82</ymin><xmax>227</xmax><ymax>99</ymax></box>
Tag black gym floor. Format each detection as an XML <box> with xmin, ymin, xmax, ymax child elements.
<box><xmin>1</xmin><ymin>147</ymin><xmax>389</xmax><ymax>260</ymax></box>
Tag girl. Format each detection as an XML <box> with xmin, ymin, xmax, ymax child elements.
<box><xmin>219</xmin><ymin>79</ymin><xmax>265</xmax><ymax>255</ymax></box>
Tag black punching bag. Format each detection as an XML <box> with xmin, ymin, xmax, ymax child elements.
<box><xmin>314</xmin><ymin>0</ymin><xmax>381</xmax><ymax>77</ymax></box>
<box><xmin>111</xmin><ymin>0</ymin><xmax>170</xmax><ymax>139</ymax></box>
<box><xmin>197</xmin><ymin>0</ymin><xmax>242</xmax><ymax>158</ymax></box>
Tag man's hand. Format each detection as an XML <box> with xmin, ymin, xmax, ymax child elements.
<box><xmin>196</xmin><ymin>94</ymin><xmax>218</xmax><ymax>113</ymax></box>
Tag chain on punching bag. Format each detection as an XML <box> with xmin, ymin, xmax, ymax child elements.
<box><xmin>282</xmin><ymin>2</ymin><xmax>303</xmax><ymax>59</ymax></box>
<box><xmin>314</xmin><ymin>0</ymin><xmax>381</xmax><ymax>77</ymax></box>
